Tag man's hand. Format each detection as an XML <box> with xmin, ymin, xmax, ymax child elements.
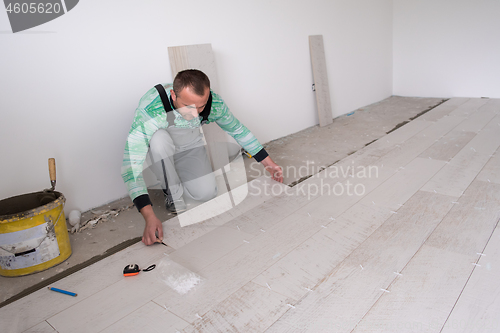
<box><xmin>140</xmin><ymin>205</ymin><xmax>163</xmax><ymax>245</ymax></box>
<box><xmin>261</xmin><ymin>156</ymin><xmax>283</xmax><ymax>183</ymax></box>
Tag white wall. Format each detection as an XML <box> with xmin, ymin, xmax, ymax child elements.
<box><xmin>0</xmin><ymin>0</ymin><xmax>393</xmax><ymax>213</ymax></box>
<box><xmin>393</xmin><ymin>0</ymin><xmax>500</xmax><ymax>98</ymax></box>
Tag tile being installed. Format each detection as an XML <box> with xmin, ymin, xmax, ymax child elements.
<box><xmin>167</xmin><ymin>226</ymin><xmax>255</xmax><ymax>273</ymax></box>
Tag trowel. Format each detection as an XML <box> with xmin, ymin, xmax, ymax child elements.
<box><xmin>39</xmin><ymin>158</ymin><xmax>58</xmax><ymax>205</ymax></box>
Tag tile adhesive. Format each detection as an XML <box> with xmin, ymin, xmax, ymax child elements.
<box><xmin>0</xmin><ymin>190</ymin><xmax>72</xmax><ymax>277</ymax></box>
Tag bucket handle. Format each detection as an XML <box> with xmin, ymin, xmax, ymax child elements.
<box><xmin>0</xmin><ymin>203</ymin><xmax>65</xmax><ymax>255</ymax></box>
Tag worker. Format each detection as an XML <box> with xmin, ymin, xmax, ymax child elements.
<box><xmin>121</xmin><ymin>69</ymin><xmax>283</xmax><ymax>245</ymax></box>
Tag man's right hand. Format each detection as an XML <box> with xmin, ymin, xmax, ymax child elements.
<box><xmin>140</xmin><ymin>205</ymin><xmax>164</xmax><ymax>245</ymax></box>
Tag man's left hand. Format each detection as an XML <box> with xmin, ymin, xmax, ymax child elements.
<box><xmin>261</xmin><ymin>156</ymin><xmax>283</xmax><ymax>183</ymax></box>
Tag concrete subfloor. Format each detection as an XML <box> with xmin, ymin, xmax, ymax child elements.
<box><xmin>0</xmin><ymin>95</ymin><xmax>445</xmax><ymax>307</ymax></box>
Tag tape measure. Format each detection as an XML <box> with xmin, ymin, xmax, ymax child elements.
<box><xmin>123</xmin><ymin>264</ymin><xmax>156</xmax><ymax>277</ymax></box>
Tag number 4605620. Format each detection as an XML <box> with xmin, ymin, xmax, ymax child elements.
<box><xmin>5</xmin><ymin>2</ymin><xmax>62</xmax><ymax>14</ymax></box>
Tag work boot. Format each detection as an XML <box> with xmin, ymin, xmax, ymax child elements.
<box><xmin>165</xmin><ymin>195</ymin><xmax>187</xmax><ymax>214</ymax></box>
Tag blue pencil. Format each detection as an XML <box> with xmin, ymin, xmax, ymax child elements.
<box><xmin>48</xmin><ymin>287</ymin><xmax>77</xmax><ymax>297</ymax></box>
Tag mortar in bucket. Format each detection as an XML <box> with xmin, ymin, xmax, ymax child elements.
<box><xmin>0</xmin><ymin>159</ymin><xmax>71</xmax><ymax>277</ymax></box>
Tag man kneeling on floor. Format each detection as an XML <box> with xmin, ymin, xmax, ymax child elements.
<box><xmin>122</xmin><ymin>69</ymin><xmax>283</xmax><ymax>245</ymax></box>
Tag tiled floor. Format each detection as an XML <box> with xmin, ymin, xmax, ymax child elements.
<box><xmin>2</xmin><ymin>98</ymin><xmax>500</xmax><ymax>332</ymax></box>
<box><xmin>0</xmin><ymin>96</ymin><xmax>444</xmax><ymax>306</ymax></box>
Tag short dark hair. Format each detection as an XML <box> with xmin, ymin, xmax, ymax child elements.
<box><xmin>173</xmin><ymin>69</ymin><xmax>210</xmax><ymax>97</ymax></box>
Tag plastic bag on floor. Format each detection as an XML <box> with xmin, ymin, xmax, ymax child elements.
<box><xmin>156</xmin><ymin>257</ymin><xmax>203</xmax><ymax>294</ymax></box>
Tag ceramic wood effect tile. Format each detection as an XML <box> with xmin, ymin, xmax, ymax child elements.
<box><xmin>353</xmin><ymin>182</ymin><xmax>500</xmax><ymax>332</ymax></box>
<box><xmin>448</xmin><ymin>98</ymin><xmax>489</xmax><ymax>117</ymax></box>
<box><xmin>22</xmin><ymin>321</ymin><xmax>56</xmax><ymax>333</ymax></box>
<box><xmin>162</xmin><ymin>176</ymin><xmax>278</xmax><ymax>249</ymax></box>
<box><xmin>352</xmin><ymin>246</ymin><xmax>476</xmax><ymax>333</ymax></box>
<box><xmin>46</xmin><ymin>251</ymin><xmax>174</xmax><ymax>333</ymax></box>
<box><xmin>168</xmin><ymin>43</ymin><xmax>229</xmax><ymax>173</ymax></box>
<box><xmin>184</xmin><ymin>282</ymin><xmax>293</xmax><ymax>333</ymax></box>
<box><xmin>423</xmin><ymin>181</ymin><xmax>500</xmax><ymax>256</ymax></box>
<box><xmin>100</xmin><ymin>301</ymin><xmax>191</xmax><ymax>333</ymax></box>
<box><xmin>167</xmin><ymin>226</ymin><xmax>255</xmax><ymax>273</ymax></box>
<box><xmin>441</xmin><ymin>97</ymin><xmax>470</xmax><ymax>107</ymax></box>
<box><xmin>371</xmin><ymin>113</ymin><xmax>466</xmax><ymax>170</ymax></box>
<box><xmin>356</xmin><ymin>157</ymin><xmax>446</xmax><ymax>213</ymax></box>
<box><xmin>418</xmin><ymin>130</ymin><xmax>476</xmax><ymax>161</ymax></box>
<box><xmin>309</xmin><ymin>35</ymin><xmax>333</xmax><ymax>127</ymax></box>
<box><xmin>292</xmin><ymin>113</ymin><xmax>465</xmax><ymax>220</ymax></box>
<box><xmin>440</xmin><ymin>222</ymin><xmax>500</xmax><ymax>333</ymax></box>
<box><xmin>223</xmin><ymin>187</ymin><xmax>310</xmax><ymax>236</ymax></box>
<box><xmin>421</xmin><ymin>115</ymin><xmax>500</xmax><ymax>197</ymax></box>
<box><xmin>452</xmin><ymin>100</ymin><xmax>498</xmax><ymax>133</ymax></box>
<box><xmin>4</xmin><ymin>98</ymin><xmax>499</xmax><ymax>333</ymax></box>
<box><xmin>266</xmin><ymin>191</ymin><xmax>456</xmax><ymax>333</ymax></box>
<box><xmin>153</xmin><ymin>213</ymin><xmax>328</xmax><ymax>322</ymax></box>
<box><xmin>476</xmin><ymin>148</ymin><xmax>500</xmax><ymax>184</ymax></box>
<box><xmin>1</xmin><ymin>241</ymin><xmax>171</xmax><ymax>333</ymax></box>
<box><xmin>421</xmin><ymin>97</ymin><xmax>468</xmax><ymax>122</ymax></box>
